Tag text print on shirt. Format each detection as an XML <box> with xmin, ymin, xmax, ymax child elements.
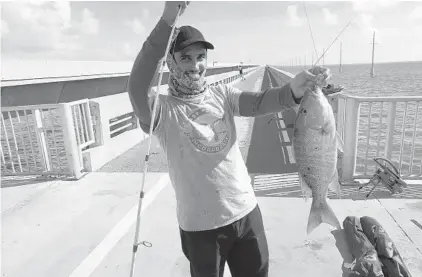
<box><xmin>180</xmin><ymin>107</ymin><xmax>231</xmax><ymax>154</ymax></box>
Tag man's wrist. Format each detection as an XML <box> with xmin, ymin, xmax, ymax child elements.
<box><xmin>290</xmin><ymin>84</ymin><xmax>302</xmax><ymax>104</ymax></box>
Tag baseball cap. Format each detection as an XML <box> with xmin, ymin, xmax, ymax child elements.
<box><xmin>171</xmin><ymin>25</ymin><xmax>214</xmax><ymax>53</ymax></box>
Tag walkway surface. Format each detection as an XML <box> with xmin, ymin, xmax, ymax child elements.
<box><xmin>2</xmin><ymin>66</ymin><xmax>422</xmax><ymax>277</ymax></box>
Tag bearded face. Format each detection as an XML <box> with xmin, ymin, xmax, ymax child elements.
<box><xmin>166</xmin><ymin>42</ymin><xmax>208</xmax><ymax>93</ymax></box>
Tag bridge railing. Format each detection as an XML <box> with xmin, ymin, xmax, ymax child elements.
<box><xmin>331</xmin><ymin>94</ymin><xmax>422</xmax><ymax>181</ymax></box>
<box><xmin>1</xmin><ymin>99</ymin><xmax>95</xmax><ymax>179</ymax></box>
<box><xmin>1</xmin><ymin>65</ymin><xmax>260</xmax><ymax>179</ymax></box>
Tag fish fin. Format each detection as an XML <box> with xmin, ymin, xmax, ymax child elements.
<box><xmin>328</xmin><ymin>170</ymin><xmax>342</xmax><ymax>199</ymax></box>
<box><xmin>336</xmin><ymin>131</ymin><xmax>344</xmax><ymax>153</ymax></box>
<box><xmin>307</xmin><ymin>199</ymin><xmax>341</xmax><ymax>235</ymax></box>
<box><xmin>299</xmin><ymin>175</ymin><xmax>312</xmax><ymax>202</ymax></box>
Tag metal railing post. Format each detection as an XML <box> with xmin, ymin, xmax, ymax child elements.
<box><xmin>33</xmin><ymin>109</ymin><xmax>51</xmax><ymax>172</ymax></box>
<box><xmin>341</xmin><ymin>98</ymin><xmax>360</xmax><ymax>182</ymax></box>
<box><xmin>384</xmin><ymin>102</ymin><xmax>397</xmax><ymax>160</ymax></box>
<box><xmin>59</xmin><ymin>103</ymin><xmax>83</xmax><ymax>179</ymax></box>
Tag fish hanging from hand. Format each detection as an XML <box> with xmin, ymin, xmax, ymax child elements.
<box><xmin>292</xmin><ymin>81</ymin><xmax>344</xmax><ymax>235</ymax></box>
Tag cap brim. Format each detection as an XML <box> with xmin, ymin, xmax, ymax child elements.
<box><xmin>175</xmin><ymin>39</ymin><xmax>214</xmax><ymax>52</ymax></box>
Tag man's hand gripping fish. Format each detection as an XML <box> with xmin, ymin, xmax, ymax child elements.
<box><xmin>292</xmin><ymin>75</ymin><xmax>345</xmax><ymax>235</ymax></box>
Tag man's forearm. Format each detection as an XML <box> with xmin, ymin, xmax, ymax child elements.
<box><xmin>237</xmin><ymin>83</ymin><xmax>302</xmax><ymax>117</ymax></box>
<box><xmin>127</xmin><ymin>18</ymin><xmax>173</xmax><ymax>132</ymax></box>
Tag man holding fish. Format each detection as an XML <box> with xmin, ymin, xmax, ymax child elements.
<box><xmin>128</xmin><ymin>1</ymin><xmax>342</xmax><ymax>276</ymax></box>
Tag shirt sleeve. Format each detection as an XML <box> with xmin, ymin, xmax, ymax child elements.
<box><xmin>224</xmin><ymin>84</ymin><xmax>243</xmax><ymax>116</ymax></box>
<box><xmin>223</xmin><ymin>83</ymin><xmax>301</xmax><ymax>117</ymax></box>
<box><xmin>128</xmin><ymin>18</ymin><xmax>173</xmax><ymax>134</ymax></box>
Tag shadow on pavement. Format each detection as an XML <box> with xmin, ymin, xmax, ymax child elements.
<box><xmin>1</xmin><ymin>175</ymin><xmax>67</xmax><ymax>188</ymax></box>
<box><xmin>331</xmin><ymin>229</ymin><xmax>355</xmax><ymax>277</ymax></box>
<box><xmin>252</xmin><ymin>173</ymin><xmax>422</xmax><ymax>200</ymax></box>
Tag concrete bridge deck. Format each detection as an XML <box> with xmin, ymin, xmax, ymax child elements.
<box><xmin>2</xmin><ymin>66</ymin><xmax>421</xmax><ymax>277</ymax></box>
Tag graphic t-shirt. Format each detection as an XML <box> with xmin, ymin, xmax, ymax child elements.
<box><xmin>153</xmin><ymin>84</ymin><xmax>257</xmax><ymax>232</ymax></box>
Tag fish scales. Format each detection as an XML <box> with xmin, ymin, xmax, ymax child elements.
<box><xmin>292</xmin><ymin>85</ymin><xmax>343</xmax><ymax>235</ymax></box>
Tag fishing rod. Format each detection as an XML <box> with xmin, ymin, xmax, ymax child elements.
<box><xmin>301</xmin><ymin>2</ymin><xmax>357</xmax><ymax>68</ymax></box>
<box><xmin>128</xmin><ymin>4</ymin><xmax>184</xmax><ymax>277</ymax></box>
<box><xmin>312</xmin><ymin>17</ymin><xmax>356</xmax><ymax>67</ymax></box>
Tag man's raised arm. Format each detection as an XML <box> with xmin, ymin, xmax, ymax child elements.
<box><xmin>128</xmin><ymin>2</ymin><xmax>189</xmax><ymax>133</ymax></box>
<box><xmin>226</xmin><ymin>66</ymin><xmax>330</xmax><ymax>117</ymax></box>
<box><xmin>127</xmin><ymin>18</ymin><xmax>173</xmax><ymax>133</ymax></box>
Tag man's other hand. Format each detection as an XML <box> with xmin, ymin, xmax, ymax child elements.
<box><xmin>162</xmin><ymin>1</ymin><xmax>190</xmax><ymax>25</ymax></box>
<box><xmin>290</xmin><ymin>66</ymin><xmax>331</xmax><ymax>98</ymax></box>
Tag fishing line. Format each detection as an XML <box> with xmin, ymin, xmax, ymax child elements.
<box><xmin>312</xmin><ymin>16</ymin><xmax>357</xmax><ymax>67</ymax></box>
<box><xmin>128</xmin><ymin>4</ymin><xmax>184</xmax><ymax>277</ymax></box>
<box><xmin>302</xmin><ymin>2</ymin><xmax>319</xmax><ymax>62</ymax></box>
<box><xmin>303</xmin><ymin>1</ymin><xmax>358</xmax><ymax>68</ymax></box>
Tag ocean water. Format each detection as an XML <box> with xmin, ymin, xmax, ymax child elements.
<box><xmin>279</xmin><ymin>61</ymin><xmax>422</xmax><ymax>97</ymax></box>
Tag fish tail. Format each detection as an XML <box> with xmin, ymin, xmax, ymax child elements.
<box><xmin>307</xmin><ymin>199</ymin><xmax>341</xmax><ymax>235</ymax></box>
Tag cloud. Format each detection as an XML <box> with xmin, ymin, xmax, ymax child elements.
<box><xmin>0</xmin><ymin>2</ymin><xmax>104</xmax><ymax>60</ymax></box>
<box><xmin>352</xmin><ymin>0</ymin><xmax>399</xmax><ymax>12</ymax></box>
<box><xmin>141</xmin><ymin>8</ymin><xmax>149</xmax><ymax>19</ymax></box>
<box><xmin>322</xmin><ymin>8</ymin><xmax>338</xmax><ymax>26</ymax></box>
<box><xmin>53</xmin><ymin>1</ymin><xmax>72</xmax><ymax>28</ymax></box>
<box><xmin>123</xmin><ymin>42</ymin><xmax>135</xmax><ymax>57</ymax></box>
<box><xmin>121</xmin><ymin>42</ymin><xmax>142</xmax><ymax>61</ymax></box>
<box><xmin>352</xmin><ymin>13</ymin><xmax>378</xmax><ymax>34</ymax></box>
<box><xmin>123</xmin><ymin>43</ymin><xmax>132</xmax><ymax>56</ymax></box>
<box><xmin>349</xmin><ymin>12</ymin><xmax>384</xmax><ymax>45</ymax></box>
<box><xmin>15</xmin><ymin>1</ymin><xmax>72</xmax><ymax>29</ymax></box>
<box><xmin>1</xmin><ymin>20</ymin><xmax>9</xmax><ymax>36</ymax></box>
<box><xmin>361</xmin><ymin>13</ymin><xmax>377</xmax><ymax>32</ymax></box>
<box><xmin>1</xmin><ymin>1</ymin><xmax>79</xmax><ymax>59</ymax></box>
<box><xmin>122</xmin><ymin>8</ymin><xmax>148</xmax><ymax>36</ymax></box>
<box><xmin>351</xmin><ymin>0</ymin><xmax>399</xmax><ymax>40</ymax></box>
<box><xmin>79</xmin><ymin>8</ymin><xmax>99</xmax><ymax>35</ymax></box>
<box><xmin>286</xmin><ymin>5</ymin><xmax>304</xmax><ymax>27</ymax></box>
<box><xmin>124</xmin><ymin>18</ymin><xmax>145</xmax><ymax>35</ymax></box>
<box><xmin>409</xmin><ymin>6</ymin><xmax>422</xmax><ymax>22</ymax></box>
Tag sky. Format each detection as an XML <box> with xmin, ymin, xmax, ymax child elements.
<box><xmin>1</xmin><ymin>0</ymin><xmax>422</xmax><ymax>66</ymax></box>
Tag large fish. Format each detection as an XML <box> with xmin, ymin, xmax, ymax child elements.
<box><xmin>292</xmin><ymin>84</ymin><xmax>344</xmax><ymax>235</ymax></box>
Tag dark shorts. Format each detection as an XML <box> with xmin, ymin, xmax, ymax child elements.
<box><xmin>179</xmin><ymin>205</ymin><xmax>269</xmax><ymax>277</ymax></box>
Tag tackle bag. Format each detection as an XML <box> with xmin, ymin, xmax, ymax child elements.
<box><xmin>360</xmin><ymin>216</ymin><xmax>412</xmax><ymax>277</ymax></box>
<box><xmin>343</xmin><ymin>216</ymin><xmax>384</xmax><ymax>277</ymax></box>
